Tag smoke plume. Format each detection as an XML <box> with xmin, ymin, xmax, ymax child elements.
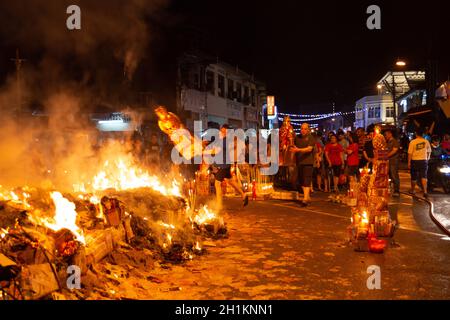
<box><xmin>0</xmin><ymin>0</ymin><xmax>170</xmax><ymax>189</ymax></box>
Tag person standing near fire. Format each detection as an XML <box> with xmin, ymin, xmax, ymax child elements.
<box><xmin>363</xmin><ymin>131</ymin><xmax>375</xmax><ymax>173</ymax></box>
<box><xmin>356</xmin><ymin>127</ymin><xmax>367</xmax><ymax>171</ymax></box>
<box><xmin>290</xmin><ymin>123</ymin><xmax>316</xmax><ymax>207</ymax></box>
<box><xmin>346</xmin><ymin>133</ymin><xmax>360</xmax><ymax>184</ymax></box>
<box><xmin>324</xmin><ymin>134</ymin><xmax>344</xmax><ymax>193</ymax></box>
<box><xmin>384</xmin><ymin>129</ymin><xmax>400</xmax><ymax>197</ymax></box>
<box><xmin>208</xmin><ymin>124</ymin><xmax>249</xmax><ymax>210</ymax></box>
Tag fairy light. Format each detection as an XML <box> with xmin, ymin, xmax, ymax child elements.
<box><xmin>278</xmin><ymin>104</ymin><xmax>381</xmax><ymax>120</ymax></box>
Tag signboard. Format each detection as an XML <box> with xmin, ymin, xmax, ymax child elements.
<box><xmin>267</xmin><ymin>96</ymin><xmax>275</xmax><ymax>117</ymax></box>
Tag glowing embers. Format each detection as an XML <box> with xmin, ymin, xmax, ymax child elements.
<box><xmin>0</xmin><ymin>186</ymin><xmax>32</xmax><ymax>210</ymax></box>
<box><xmin>190</xmin><ymin>205</ymin><xmax>227</xmax><ymax>237</ymax></box>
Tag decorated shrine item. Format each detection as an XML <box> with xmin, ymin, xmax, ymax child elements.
<box><xmin>360</xmin><ymin>167</ymin><xmax>369</xmax><ymax>177</ymax></box>
<box><xmin>347</xmin><ymin>130</ymin><xmax>396</xmax><ymax>253</ymax></box>
<box><xmin>195</xmin><ymin>169</ymin><xmax>210</xmax><ymax>196</ymax></box>
<box><xmin>101</xmin><ymin>196</ymin><xmax>124</xmax><ymax>227</ymax></box>
<box><xmin>360</xmin><ymin>175</ymin><xmax>371</xmax><ymax>192</ymax></box>
<box><xmin>279</xmin><ymin>116</ymin><xmax>295</xmax><ymax>166</ymax></box>
<box><xmin>368</xmin><ymin>234</ymin><xmax>387</xmax><ymax>253</ymax></box>
<box><xmin>373</xmin><ymin>134</ymin><xmax>387</xmax><ymax>150</ymax></box>
<box><xmin>372</xmin><ymin>125</ymin><xmax>387</xmax><ymax>150</ymax></box>
<box><xmin>155</xmin><ymin>106</ymin><xmax>203</xmax><ymax>161</ymax></box>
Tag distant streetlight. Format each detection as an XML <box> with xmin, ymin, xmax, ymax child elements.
<box><xmin>377</xmin><ymin>84</ymin><xmax>382</xmax><ymax>95</ymax></box>
<box><xmin>392</xmin><ymin>59</ymin><xmax>406</xmax><ymax>127</ymax></box>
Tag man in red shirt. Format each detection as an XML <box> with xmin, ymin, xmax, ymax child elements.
<box><xmin>325</xmin><ymin>134</ymin><xmax>344</xmax><ymax>193</ymax></box>
<box><xmin>346</xmin><ymin>132</ymin><xmax>360</xmax><ymax>183</ymax></box>
<box><xmin>442</xmin><ymin>134</ymin><xmax>450</xmax><ymax>154</ymax></box>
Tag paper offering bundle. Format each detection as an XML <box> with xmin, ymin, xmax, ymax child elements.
<box><xmin>346</xmin><ymin>141</ymin><xmax>397</xmax><ymax>253</ymax></box>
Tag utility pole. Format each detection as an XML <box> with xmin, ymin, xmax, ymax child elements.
<box><xmin>391</xmin><ymin>72</ymin><xmax>397</xmax><ymax>127</ymax></box>
<box><xmin>10</xmin><ymin>49</ymin><xmax>26</xmax><ymax>114</ymax></box>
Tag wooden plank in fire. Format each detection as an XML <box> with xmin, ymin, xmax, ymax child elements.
<box><xmin>85</xmin><ymin>225</ymin><xmax>126</xmax><ymax>266</ymax></box>
<box><xmin>20</xmin><ymin>263</ymin><xmax>60</xmax><ymax>300</ymax></box>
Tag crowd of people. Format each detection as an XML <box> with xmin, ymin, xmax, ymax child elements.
<box><xmin>126</xmin><ymin>122</ymin><xmax>449</xmax><ymax>207</ymax></box>
<box><xmin>291</xmin><ymin>123</ymin><xmax>450</xmax><ymax>205</ymax></box>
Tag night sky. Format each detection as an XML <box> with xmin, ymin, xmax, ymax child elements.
<box><xmin>167</xmin><ymin>0</ymin><xmax>449</xmax><ymax>113</ymax></box>
<box><xmin>0</xmin><ymin>0</ymin><xmax>448</xmax><ymax>114</ymax></box>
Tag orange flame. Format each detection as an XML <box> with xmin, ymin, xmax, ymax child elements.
<box><xmin>158</xmin><ymin>221</ymin><xmax>176</xmax><ymax>230</ymax></box>
<box><xmin>0</xmin><ymin>186</ymin><xmax>32</xmax><ymax>210</ymax></box>
<box><xmin>361</xmin><ymin>211</ymin><xmax>369</xmax><ymax>225</ymax></box>
<box><xmin>0</xmin><ymin>228</ymin><xmax>8</xmax><ymax>240</ymax></box>
<box><xmin>37</xmin><ymin>192</ymin><xmax>85</xmax><ymax>244</ymax></box>
<box><xmin>193</xmin><ymin>205</ymin><xmax>218</xmax><ymax>225</ymax></box>
<box><xmin>90</xmin><ymin>158</ymin><xmax>181</xmax><ymax>197</ymax></box>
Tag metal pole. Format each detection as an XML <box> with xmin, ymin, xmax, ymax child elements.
<box><xmin>392</xmin><ymin>72</ymin><xmax>397</xmax><ymax>127</ymax></box>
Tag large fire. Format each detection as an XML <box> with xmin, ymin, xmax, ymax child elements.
<box><xmin>0</xmin><ymin>107</ymin><xmax>226</xmax><ymax>291</ymax></box>
<box><xmin>78</xmin><ymin>157</ymin><xmax>182</xmax><ymax>197</ymax></box>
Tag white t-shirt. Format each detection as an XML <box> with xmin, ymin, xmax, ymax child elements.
<box><xmin>408</xmin><ymin>137</ymin><xmax>431</xmax><ymax>161</ymax></box>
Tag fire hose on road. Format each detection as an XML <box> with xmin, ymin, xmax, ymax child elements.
<box><xmin>401</xmin><ymin>192</ymin><xmax>450</xmax><ymax>237</ymax></box>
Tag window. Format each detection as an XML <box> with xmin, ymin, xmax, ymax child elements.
<box><xmin>236</xmin><ymin>83</ymin><xmax>242</xmax><ymax>102</ymax></box>
<box><xmin>251</xmin><ymin>89</ymin><xmax>256</xmax><ymax>106</ymax></box>
<box><xmin>218</xmin><ymin>75</ymin><xmax>225</xmax><ymax>98</ymax></box>
<box><xmin>227</xmin><ymin>79</ymin><xmax>234</xmax><ymax>99</ymax></box>
<box><xmin>385</xmin><ymin>105</ymin><xmax>395</xmax><ymax>118</ymax></box>
<box><xmin>356</xmin><ymin>105</ymin><xmax>364</xmax><ymax>120</ymax></box>
<box><xmin>206</xmin><ymin>71</ymin><xmax>215</xmax><ymax>95</ymax></box>
<box><xmin>368</xmin><ymin>106</ymin><xmax>380</xmax><ymax>119</ymax></box>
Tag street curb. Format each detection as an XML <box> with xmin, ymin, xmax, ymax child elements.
<box><xmin>401</xmin><ymin>192</ymin><xmax>450</xmax><ymax>237</ymax></box>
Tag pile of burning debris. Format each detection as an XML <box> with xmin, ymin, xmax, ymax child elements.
<box><xmin>0</xmin><ymin>159</ymin><xmax>227</xmax><ymax>300</ymax></box>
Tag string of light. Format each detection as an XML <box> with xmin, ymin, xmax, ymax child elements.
<box><xmin>278</xmin><ymin>105</ymin><xmax>379</xmax><ymax>121</ymax></box>
<box><xmin>278</xmin><ymin>105</ymin><xmax>380</xmax><ymax>122</ymax></box>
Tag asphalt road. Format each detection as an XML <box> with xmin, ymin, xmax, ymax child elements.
<box><xmin>124</xmin><ymin>190</ymin><xmax>450</xmax><ymax>300</ymax></box>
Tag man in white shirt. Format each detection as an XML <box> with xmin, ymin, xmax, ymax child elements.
<box><xmin>408</xmin><ymin>127</ymin><xmax>432</xmax><ymax>197</ymax></box>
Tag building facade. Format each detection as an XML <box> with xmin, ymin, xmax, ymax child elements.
<box><xmin>177</xmin><ymin>52</ymin><xmax>266</xmax><ymax>131</ymax></box>
<box><xmin>354</xmin><ymin>95</ymin><xmax>395</xmax><ymax>128</ymax></box>
<box><xmin>354</xmin><ymin>70</ymin><xmax>426</xmax><ymax>129</ymax></box>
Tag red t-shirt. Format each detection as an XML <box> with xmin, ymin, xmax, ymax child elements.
<box><xmin>442</xmin><ymin>140</ymin><xmax>450</xmax><ymax>153</ymax></box>
<box><xmin>347</xmin><ymin>143</ymin><xmax>359</xmax><ymax>166</ymax></box>
<box><xmin>325</xmin><ymin>143</ymin><xmax>344</xmax><ymax>166</ymax></box>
